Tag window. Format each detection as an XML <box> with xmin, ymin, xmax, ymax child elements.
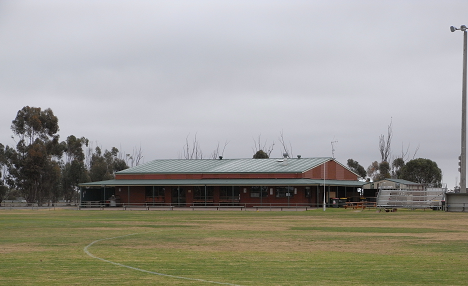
<box><xmin>250</xmin><ymin>186</ymin><xmax>268</xmax><ymax>198</ymax></box>
<box><xmin>145</xmin><ymin>186</ymin><xmax>165</xmax><ymax>197</ymax></box>
<box><xmin>193</xmin><ymin>186</ymin><xmax>214</xmax><ymax>201</ymax></box>
<box><xmin>219</xmin><ymin>186</ymin><xmax>240</xmax><ymax>203</ymax></box>
<box><xmin>220</xmin><ymin>186</ymin><xmax>240</xmax><ymax>199</ymax></box>
<box><xmin>276</xmin><ymin>186</ymin><xmax>294</xmax><ymax>198</ymax></box>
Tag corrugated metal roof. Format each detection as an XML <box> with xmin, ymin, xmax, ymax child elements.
<box><xmin>382</xmin><ymin>178</ymin><xmax>421</xmax><ymax>185</ymax></box>
<box><xmin>80</xmin><ymin>178</ymin><xmax>366</xmax><ymax>187</ymax></box>
<box><xmin>117</xmin><ymin>157</ymin><xmax>332</xmax><ymax>174</ymax></box>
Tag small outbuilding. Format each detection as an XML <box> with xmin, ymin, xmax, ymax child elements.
<box><xmin>362</xmin><ymin>178</ymin><xmax>425</xmax><ymax>191</ymax></box>
<box><xmin>445</xmin><ymin>193</ymin><xmax>468</xmax><ymax>212</ymax></box>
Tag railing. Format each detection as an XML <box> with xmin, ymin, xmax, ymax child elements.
<box><xmin>0</xmin><ymin>201</ymin><xmax>76</xmax><ymax>210</ymax></box>
<box><xmin>76</xmin><ymin>201</ymin><xmax>323</xmax><ymax>211</ymax></box>
<box><xmin>376</xmin><ymin>202</ymin><xmax>443</xmax><ymax>210</ymax></box>
<box><xmin>192</xmin><ymin>196</ymin><xmax>214</xmax><ymax>205</ymax></box>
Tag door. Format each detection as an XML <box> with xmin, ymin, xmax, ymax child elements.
<box><xmin>171</xmin><ymin>187</ymin><xmax>186</xmax><ymax>206</ymax></box>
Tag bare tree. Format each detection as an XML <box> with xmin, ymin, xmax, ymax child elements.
<box><xmin>372</xmin><ymin>119</ymin><xmax>422</xmax><ymax>181</ymax></box>
<box><xmin>182</xmin><ymin>134</ymin><xmax>203</xmax><ymax>159</ymax></box>
<box><xmin>252</xmin><ymin>135</ymin><xmax>275</xmax><ymax>158</ymax></box>
<box><xmin>210</xmin><ymin>141</ymin><xmax>229</xmax><ymax>159</ymax></box>
<box><xmin>389</xmin><ymin>142</ymin><xmax>420</xmax><ymax>178</ymax></box>
<box><xmin>379</xmin><ymin>119</ymin><xmax>393</xmax><ymax>162</ymax></box>
<box><xmin>84</xmin><ymin>141</ymin><xmax>96</xmax><ymax>170</ymax></box>
<box><xmin>278</xmin><ymin>131</ymin><xmax>293</xmax><ymax>158</ymax></box>
<box><xmin>412</xmin><ymin>144</ymin><xmax>420</xmax><ymax>159</ymax></box>
<box><xmin>125</xmin><ymin>146</ymin><xmax>144</xmax><ymax>167</ymax></box>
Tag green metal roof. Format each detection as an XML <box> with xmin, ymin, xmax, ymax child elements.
<box><xmin>117</xmin><ymin>157</ymin><xmax>333</xmax><ymax>174</ymax></box>
<box><xmin>384</xmin><ymin>178</ymin><xmax>420</xmax><ymax>185</ymax></box>
<box><xmin>80</xmin><ymin>178</ymin><xmax>366</xmax><ymax>187</ymax></box>
<box><xmin>377</xmin><ymin>178</ymin><xmax>420</xmax><ymax>185</ymax></box>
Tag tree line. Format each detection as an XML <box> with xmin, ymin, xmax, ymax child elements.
<box><xmin>0</xmin><ymin>107</ymin><xmax>444</xmax><ymax>205</ymax></box>
<box><xmin>346</xmin><ymin>120</ymin><xmax>443</xmax><ymax>187</ymax></box>
<box><xmin>0</xmin><ymin>106</ymin><xmax>136</xmax><ymax>205</ymax></box>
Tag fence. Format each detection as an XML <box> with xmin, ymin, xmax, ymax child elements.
<box><xmin>77</xmin><ymin>202</ymin><xmax>321</xmax><ymax>211</ymax></box>
<box><xmin>0</xmin><ymin>201</ymin><xmax>76</xmax><ymax>210</ymax></box>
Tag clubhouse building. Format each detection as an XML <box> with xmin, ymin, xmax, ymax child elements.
<box><xmin>79</xmin><ymin>157</ymin><xmax>366</xmax><ymax>208</ymax></box>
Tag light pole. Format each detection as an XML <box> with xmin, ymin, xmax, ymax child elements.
<box><xmin>451</xmin><ymin>25</ymin><xmax>467</xmax><ymax>193</ymax></box>
<box><xmin>323</xmin><ymin>162</ymin><xmax>326</xmax><ymax>211</ymax></box>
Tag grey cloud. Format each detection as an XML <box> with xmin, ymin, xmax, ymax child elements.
<box><xmin>0</xmin><ymin>0</ymin><xmax>467</xmax><ymax>188</ymax></box>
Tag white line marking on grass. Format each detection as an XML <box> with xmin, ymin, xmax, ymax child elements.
<box><xmin>84</xmin><ymin>233</ymin><xmax>243</xmax><ymax>286</ymax></box>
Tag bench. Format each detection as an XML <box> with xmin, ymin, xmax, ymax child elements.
<box><xmin>145</xmin><ymin>197</ymin><xmax>165</xmax><ymax>204</ymax></box>
<box><xmin>253</xmin><ymin>206</ymin><xmax>311</xmax><ymax>211</ymax></box>
<box><xmin>122</xmin><ymin>204</ymin><xmax>174</xmax><ymax>211</ymax></box>
<box><xmin>145</xmin><ymin>205</ymin><xmax>174</xmax><ymax>211</ymax></box>
<box><xmin>364</xmin><ymin>202</ymin><xmax>377</xmax><ymax>209</ymax></box>
<box><xmin>190</xmin><ymin>206</ymin><xmax>245</xmax><ymax>211</ymax></box>
<box><xmin>344</xmin><ymin>202</ymin><xmax>376</xmax><ymax>210</ymax></box>
<box><xmin>79</xmin><ymin>201</ymin><xmax>105</xmax><ymax>209</ymax></box>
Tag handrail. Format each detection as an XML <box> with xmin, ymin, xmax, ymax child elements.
<box><xmin>76</xmin><ymin>200</ymin><xmax>346</xmax><ymax>210</ymax></box>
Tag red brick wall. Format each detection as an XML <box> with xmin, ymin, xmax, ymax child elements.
<box><xmin>115</xmin><ymin>186</ymin><xmax>145</xmax><ymax>204</ymax></box>
<box><xmin>302</xmin><ymin>161</ymin><xmax>357</xmax><ymax>180</ymax></box>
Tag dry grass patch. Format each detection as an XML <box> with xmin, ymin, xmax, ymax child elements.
<box><xmin>0</xmin><ymin>243</ymin><xmax>46</xmax><ymax>254</ymax></box>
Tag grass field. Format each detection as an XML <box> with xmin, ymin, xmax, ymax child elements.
<box><xmin>1</xmin><ymin>208</ymin><xmax>468</xmax><ymax>285</ymax></box>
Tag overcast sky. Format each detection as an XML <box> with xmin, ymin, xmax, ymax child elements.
<box><xmin>1</xmin><ymin>0</ymin><xmax>467</xmax><ymax>189</ymax></box>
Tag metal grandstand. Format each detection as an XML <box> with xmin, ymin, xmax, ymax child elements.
<box><xmin>376</xmin><ymin>186</ymin><xmax>446</xmax><ymax>210</ymax></box>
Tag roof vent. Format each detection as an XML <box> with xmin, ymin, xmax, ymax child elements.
<box><xmin>219</xmin><ymin>156</ymin><xmax>223</xmax><ymax>160</ymax></box>
<box><xmin>280</xmin><ymin>153</ymin><xmax>289</xmax><ymax>165</ymax></box>
<box><xmin>297</xmin><ymin>155</ymin><xmax>301</xmax><ymax>159</ymax></box>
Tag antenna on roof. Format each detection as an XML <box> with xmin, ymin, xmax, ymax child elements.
<box><xmin>331</xmin><ymin>140</ymin><xmax>338</xmax><ymax>159</ymax></box>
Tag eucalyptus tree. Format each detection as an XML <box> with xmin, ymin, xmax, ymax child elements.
<box><xmin>61</xmin><ymin>135</ymin><xmax>89</xmax><ymax>203</ymax></box>
<box><xmin>7</xmin><ymin>106</ymin><xmax>63</xmax><ymax>205</ymax></box>
<box><xmin>253</xmin><ymin>150</ymin><xmax>269</xmax><ymax>159</ymax></box>
<box><xmin>346</xmin><ymin>159</ymin><xmax>367</xmax><ymax>179</ymax></box>
<box><xmin>400</xmin><ymin>158</ymin><xmax>442</xmax><ymax>187</ymax></box>
<box><xmin>88</xmin><ymin>146</ymin><xmax>128</xmax><ymax>182</ymax></box>
<box><xmin>391</xmin><ymin>157</ymin><xmax>405</xmax><ymax>178</ymax></box>
<box><xmin>0</xmin><ymin>144</ymin><xmax>7</xmax><ymax>201</ymax></box>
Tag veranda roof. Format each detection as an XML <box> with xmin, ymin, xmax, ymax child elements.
<box><xmin>80</xmin><ymin>178</ymin><xmax>366</xmax><ymax>188</ymax></box>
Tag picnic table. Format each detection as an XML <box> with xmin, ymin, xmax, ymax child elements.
<box><xmin>344</xmin><ymin>202</ymin><xmax>376</xmax><ymax>209</ymax></box>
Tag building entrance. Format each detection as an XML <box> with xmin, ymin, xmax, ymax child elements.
<box><xmin>171</xmin><ymin>187</ymin><xmax>186</xmax><ymax>206</ymax></box>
